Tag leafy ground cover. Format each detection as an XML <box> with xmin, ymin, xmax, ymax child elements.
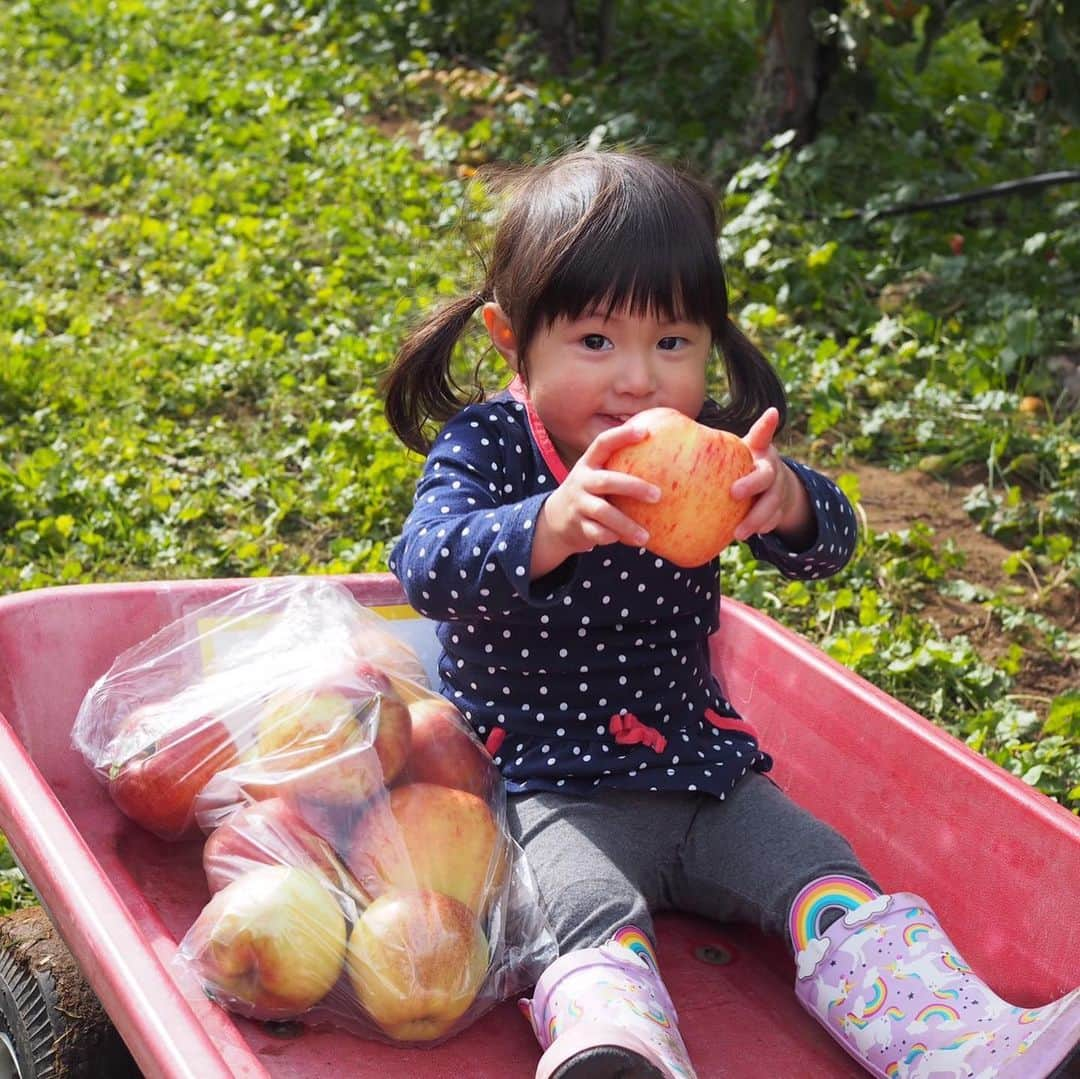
<box><xmin>1</xmin><ymin>0</ymin><xmax>1076</xmax><ymax>910</ymax></box>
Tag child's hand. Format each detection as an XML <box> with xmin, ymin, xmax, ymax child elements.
<box><xmin>730</xmin><ymin>408</ymin><xmax>815</xmax><ymax>547</ymax></box>
<box><xmin>532</xmin><ymin>425</ymin><xmax>661</xmax><ymax>576</ymax></box>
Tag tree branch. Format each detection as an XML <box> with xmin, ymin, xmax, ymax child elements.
<box><xmin>860</xmin><ymin>171</ymin><xmax>1080</xmax><ymax>221</ymax></box>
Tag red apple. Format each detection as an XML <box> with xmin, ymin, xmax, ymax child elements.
<box><xmin>183</xmin><ymin>864</ymin><xmax>347</xmax><ymax>1020</ymax></box>
<box><xmin>343</xmin><ymin>783</ymin><xmax>506</xmax><ymax>914</ymax></box>
<box><xmin>346</xmin><ymin>889</ymin><xmax>489</xmax><ymax>1042</ymax></box>
<box><xmin>351</xmin><ymin>622</ymin><xmax>428</xmax><ymax>688</ymax></box>
<box><xmin>239</xmin><ymin>659</ymin><xmax>413</xmax><ymax>838</ymax></box>
<box><xmin>202</xmin><ymin>797</ymin><xmax>359</xmax><ymax>908</ymax></box>
<box><xmin>196</xmin><ymin>748</ymin><xmax>379</xmax><ymax>852</ymax></box>
<box><xmin>196</xmin><ymin>739</ymin><xmax>392</xmax><ymax>851</ymax></box>
<box><xmin>108</xmin><ymin>701</ymin><xmax>239</xmax><ymax>840</ymax></box>
<box><xmin>884</xmin><ymin>0</ymin><xmax>923</xmax><ymax>18</ymax></box>
<box><xmin>400</xmin><ymin>696</ymin><xmax>493</xmax><ymax>799</ymax></box>
<box><xmin>255</xmin><ymin>659</ymin><xmax>411</xmax><ymax>789</ymax></box>
<box><xmin>607</xmin><ymin>407</ymin><xmax>754</xmax><ymax>567</ymax></box>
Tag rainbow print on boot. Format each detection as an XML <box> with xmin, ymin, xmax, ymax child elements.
<box><xmin>523</xmin><ymin>929</ymin><xmax>697</xmax><ymax>1079</ymax></box>
<box><xmin>612</xmin><ymin>925</ymin><xmax>661</xmax><ymax>974</ymax></box>
<box><xmin>789</xmin><ymin>874</ymin><xmax>881</xmax><ymax>954</ymax></box>
<box><xmin>791</xmin><ymin>889</ymin><xmax>1080</xmax><ymax>1078</ymax></box>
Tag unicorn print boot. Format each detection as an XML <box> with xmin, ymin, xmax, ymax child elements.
<box><xmin>521</xmin><ymin>927</ymin><xmax>697</xmax><ymax>1079</ymax></box>
<box><xmin>789</xmin><ymin>876</ymin><xmax>1080</xmax><ymax>1078</ymax></box>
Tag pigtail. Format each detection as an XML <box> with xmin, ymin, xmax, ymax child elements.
<box><xmin>381</xmin><ymin>292</ymin><xmax>488</xmax><ymax>455</ymax></box>
<box><xmin>703</xmin><ymin>318</ymin><xmax>788</xmax><ymax>438</ymax></box>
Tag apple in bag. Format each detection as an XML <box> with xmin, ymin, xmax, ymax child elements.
<box><xmin>346</xmin><ymin>888</ymin><xmax>489</xmax><ymax>1042</ymax></box>
<box><xmin>256</xmin><ymin>659</ymin><xmax>411</xmax><ymax>779</ymax></box>
<box><xmin>343</xmin><ymin>782</ymin><xmax>506</xmax><ymax>914</ymax></box>
<box><xmin>351</xmin><ymin>621</ymin><xmax>429</xmax><ymax>689</ymax></box>
<box><xmin>201</xmin><ymin>796</ymin><xmax>359</xmax><ymax>907</ymax></box>
<box><xmin>606</xmin><ymin>407</ymin><xmax>754</xmax><ymax>567</ymax></box>
<box><xmin>399</xmin><ymin>696</ymin><xmax>494</xmax><ymax>800</ymax></box>
<box><xmin>185</xmin><ymin>864</ymin><xmax>347</xmax><ymax>1020</ymax></box>
<box><xmin>249</xmin><ymin>659</ymin><xmax>412</xmax><ymax>820</ymax></box>
<box><xmin>239</xmin><ymin>740</ymin><xmax>388</xmax><ymax>848</ymax></box>
<box><xmin>107</xmin><ymin>700</ymin><xmax>239</xmax><ymax>841</ymax></box>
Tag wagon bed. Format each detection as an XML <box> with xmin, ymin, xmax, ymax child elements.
<box><xmin>1</xmin><ymin>575</ymin><xmax>1077</xmax><ymax>1077</ymax></box>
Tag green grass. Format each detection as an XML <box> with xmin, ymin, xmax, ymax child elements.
<box><xmin>0</xmin><ymin>833</ymin><xmax>36</xmax><ymax>912</ymax></box>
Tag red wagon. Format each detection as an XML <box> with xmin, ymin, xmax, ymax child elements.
<box><xmin>1</xmin><ymin>575</ymin><xmax>1077</xmax><ymax>1077</ymax></box>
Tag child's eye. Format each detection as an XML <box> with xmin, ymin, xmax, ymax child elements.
<box><xmin>582</xmin><ymin>334</ymin><xmax>611</xmax><ymax>351</ymax></box>
<box><xmin>658</xmin><ymin>336</ymin><xmax>686</xmax><ymax>351</ymax></box>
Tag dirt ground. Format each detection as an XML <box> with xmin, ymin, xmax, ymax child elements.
<box><xmin>848</xmin><ymin>462</ymin><xmax>1078</xmax><ymax>709</ymax></box>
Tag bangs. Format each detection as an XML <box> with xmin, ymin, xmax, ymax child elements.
<box><xmin>506</xmin><ymin>154</ymin><xmax>729</xmax><ymax>350</ymax></box>
<box><xmin>538</xmin><ymin>224</ymin><xmax>726</xmax><ymax>332</ymax></box>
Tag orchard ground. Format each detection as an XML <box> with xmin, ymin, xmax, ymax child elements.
<box><xmin>853</xmin><ymin>462</ymin><xmax>1077</xmax><ymax>707</ymax></box>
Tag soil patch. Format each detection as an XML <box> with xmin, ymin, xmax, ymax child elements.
<box><xmin>846</xmin><ymin>462</ymin><xmax>1078</xmax><ymax>710</ymax></box>
<box><xmin>0</xmin><ymin>906</ymin><xmax>139</xmax><ymax>1076</ymax></box>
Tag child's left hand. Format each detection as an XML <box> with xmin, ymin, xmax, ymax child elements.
<box><xmin>729</xmin><ymin>408</ymin><xmax>815</xmax><ymax>547</ymax></box>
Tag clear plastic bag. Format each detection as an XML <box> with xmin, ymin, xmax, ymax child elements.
<box><xmin>71</xmin><ymin>576</ymin><xmax>557</xmax><ymax>1044</ymax></box>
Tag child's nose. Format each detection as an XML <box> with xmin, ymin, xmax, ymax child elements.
<box><xmin>614</xmin><ymin>353</ymin><xmax>657</xmax><ymax>396</ymax></box>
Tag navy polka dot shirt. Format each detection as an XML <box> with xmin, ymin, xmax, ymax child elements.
<box><xmin>389</xmin><ymin>384</ymin><xmax>857</xmax><ymax>800</ymax></box>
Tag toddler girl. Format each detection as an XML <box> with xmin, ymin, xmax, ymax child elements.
<box><xmin>383</xmin><ymin>149</ymin><xmax>1078</xmax><ymax>1079</ymax></box>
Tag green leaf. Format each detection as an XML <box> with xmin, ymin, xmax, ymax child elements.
<box><xmin>1045</xmin><ymin>693</ymin><xmax>1080</xmax><ymax>738</ymax></box>
<box><xmin>806</xmin><ymin>241</ymin><xmax>838</xmax><ymax>269</ymax></box>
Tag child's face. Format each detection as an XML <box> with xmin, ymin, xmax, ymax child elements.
<box><xmin>485</xmin><ymin>304</ymin><xmax>710</xmax><ymax>468</ymax></box>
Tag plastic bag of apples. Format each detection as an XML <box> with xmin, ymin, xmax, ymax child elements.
<box><xmin>71</xmin><ymin>577</ymin><xmax>557</xmax><ymax>1045</ymax></box>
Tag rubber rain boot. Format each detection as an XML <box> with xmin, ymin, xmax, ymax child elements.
<box><xmin>521</xmin><ymin>927</ymin><xmax>698</xmax><ymax>1079</ymax></box>
<box><xmin>790</xmin><ymin>884</ymin><xmax>1080</xmax><ymax>1078</ymax></box>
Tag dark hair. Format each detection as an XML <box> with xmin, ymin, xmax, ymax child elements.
<box><xmin>382</xmin><ymin>149</ymin><xmax>787</xmax><ymax>454</ymax></box>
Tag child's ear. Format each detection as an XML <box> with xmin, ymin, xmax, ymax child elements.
<box><xmin>482</xmin><ymin>302</ymin><xmax>519</xmax><ymax>370</ymax></box>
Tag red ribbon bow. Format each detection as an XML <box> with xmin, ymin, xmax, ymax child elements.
<box><xmin>608</xmin><ymin>712</ymin><xmax>667</xmax><ymax>754</ymax></box>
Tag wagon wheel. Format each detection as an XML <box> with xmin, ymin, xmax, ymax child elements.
<box><xmin>0</xmin><ymin>906</ymin><xmax>140</xmax><ymax>1079</ymax></box>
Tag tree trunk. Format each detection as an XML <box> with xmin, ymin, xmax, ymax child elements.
<box><xmin>531</xmin><ymin>0</ymin><xmax>577</xmax><ymax>74</ymax></box>
<box><xmin>749</xmin><ymin>0</ymin><xmax>841</xmax><ymax>147</ymax></box>
<box><xmin>596</xmin><ymin>0</ymin><xmax>617</xmax><ymax>65</ymax></box>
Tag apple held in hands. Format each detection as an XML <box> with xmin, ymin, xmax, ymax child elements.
<box><xmin>344</xmin><ymin>782</ymin><xmax>506</xmax><ymax>914</ymax></box>
<box><xmin>401</xmin><ymin>696</ymin><xmax>494</xmax><ymax>800</ymax></box>
<box><xmin>184</xmin><ymin>864</ymin><xmax>347</xmax><ymax>1021</ymax></box>
<box><xmin>346</xmin><ymin>888</ymin><xmax>489</xmax><ymax>1042</ymax></box>
<box><xmin>607</xmin><ymin>407</ymin><xmax>754</xmax><ymax>567</ymax></box>
<box><xmin>107</xmin><ymin>700</ymin><xmax>239</xmax><ymax>840</ymax></box>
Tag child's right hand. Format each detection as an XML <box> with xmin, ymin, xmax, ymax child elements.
<box><xmin>531</xmin><ymin>425</ymin><xmax>662</xmax><ymax>578</ymax></box>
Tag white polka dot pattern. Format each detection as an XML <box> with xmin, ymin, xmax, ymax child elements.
<box><xmin>389</xmin><ymin>395</ymin><xmax>858</xmax><ymax>799</ymax></box>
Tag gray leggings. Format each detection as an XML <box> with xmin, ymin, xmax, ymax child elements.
<box><xmin>507</xmin><ymin>772</ymin><xmax>877</xmax><ymax>954</ymax></box>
